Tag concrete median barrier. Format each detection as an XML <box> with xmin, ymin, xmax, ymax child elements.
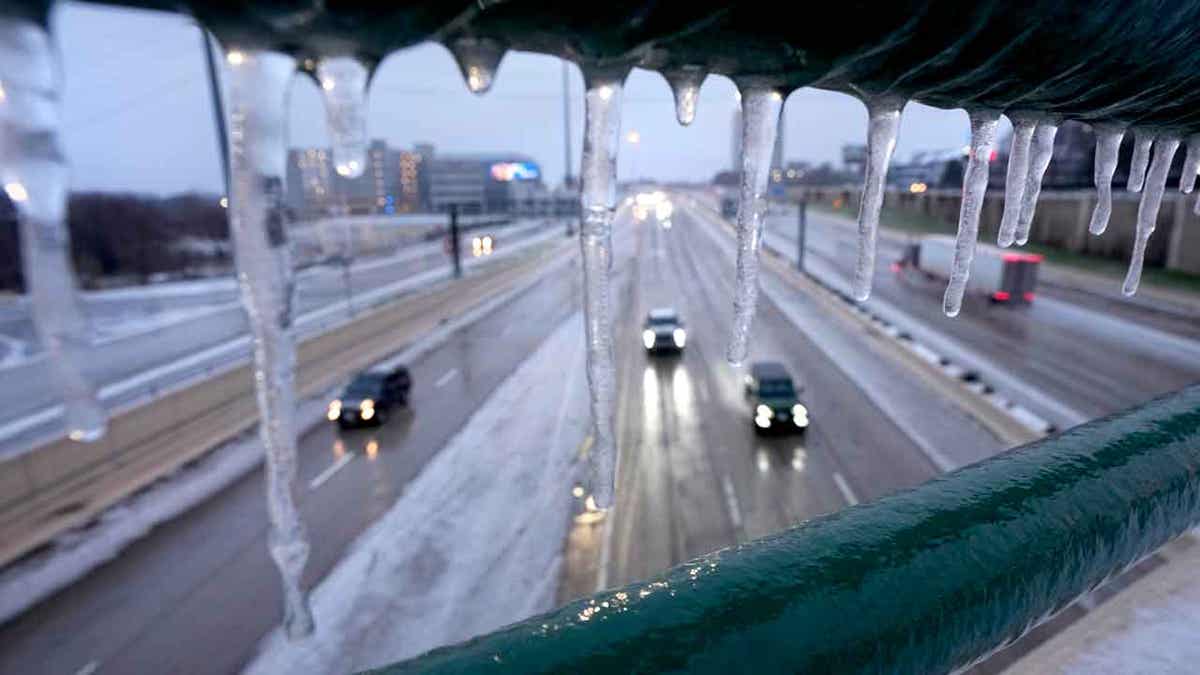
<box><xmin>0</xmin><ymin>239</ymin><xmax>570</xmax><ymax>568</ymax></box>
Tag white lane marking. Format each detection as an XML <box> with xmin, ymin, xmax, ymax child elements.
<box><xmin>720</xmin><ymin>475</ymin><xmax>744</xmax><ymax>529</ymax></box>
<box><xmin>833</xmin><ymin>472</ymin><xmax>859</xmax><ymax>506</ymax></box>
<box><xmin>309</xmin><ymin>452</ymin><xmax>356</xmax><ymax>490</ymax></box>
<box><xmin>434</xmin><ymin>368</ymin><xmax>459</xmax><ymax>388</ymax></box>
<box><xmin>75</xmin><ymin>661</ymin><xmax>99</xmax><ymax>675</ymax></box>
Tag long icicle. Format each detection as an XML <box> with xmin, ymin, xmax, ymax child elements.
<box><xmin>224</xmin><ymin>48</ymin><xmax>314</xmax><ymax>638</ymax></box>
<box><xmin>664</xmin><ymin>66</ymin><xmax>707</xmax><ymax>126</ymax></box>
<box><xmin>578</xmin><ymin>68</ymin><xmax>626</xmax><ymax>509</ymax></box>
<box><xmin>852</xmin><ymin>95</ymin><xmax>904</xmax><ymax>301</ymax></box>
<box><xmin>1</xmin><ymin>14</ymin><xmax>106</xmax><ymax>442</ymax></box>
<box><xmin>315</xmin><ymin>56</ymin><xmax>370</xmax><ymax>178</ymax></box>
<box><xmin>1014</xmin><ymin>118</ymin><xmax>1058</xmax><ymax>245</ymax></box>
<box><xmin>1179</xmin><ymin>134</ymin><xmax>1200</xmax><ymax>194</ymax></box>
<box><xmin>1088</xmin><ymin>124</ymin><xmax>1125</xmax><ymax>235</ymax></box>
<box><xmin>1123</xmin><ymin>136</ymin><xmax>1180</xmax><ymax>296</ymax></box>
<box><xmin>943</xmin><ymin>109</ymin><xmax>1000</xmax><ymax>317</ymax></box>
<box><xmin>996</xmin><ymin>112</ymin><xmax>1036</xmax><ymax>247</ymax></box>
<box><xmin>726</xmin><ymin>85</ymin><xmax>784</xmax><ymax>364</ymax></box>
<box><xmin>1126</xmin><ymin>129</ymin><xmax>1153</xmax><ymax>192</ymax></box>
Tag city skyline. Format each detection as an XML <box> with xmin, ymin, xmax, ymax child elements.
<box><xmin>56</xmin><ymin>2</ymin><xmax>997</xmax><ymax>197</ymax></box>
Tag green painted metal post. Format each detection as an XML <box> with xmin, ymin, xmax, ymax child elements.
<box><xmin>374</xmin><ymin>386</ymin><xmax>1200</xmax><ymax>674</ymax></box>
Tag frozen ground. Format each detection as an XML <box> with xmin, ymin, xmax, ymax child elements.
<box><xmin>245</xmin><ymin>314</ymin><xmax>590</xmax><ymax>674</ymax></box>
<box><xmin>1012</xmin><ymin>533</ymin><xmax>1200</xmax><ymax>674</ymax></box>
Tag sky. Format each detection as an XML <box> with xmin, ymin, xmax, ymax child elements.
<box><xmin>54</xmin><ymin>2</ymin><xmax>990</xmax><ymax>196</ymax></box>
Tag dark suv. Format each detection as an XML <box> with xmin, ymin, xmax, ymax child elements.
<box><xmin>327</xmin><ymin>365</ymin><xmax>411</xmax><ymax>429</ymax></box>
<box><xmin>642</xmin><ymin>308</ymin><xmax>687</xmax><ymax>354</ymax></box>
<box><xmin>744</xmin><ymin>362</ymin><xmax>809</xmax><ymax>434</ymax></box>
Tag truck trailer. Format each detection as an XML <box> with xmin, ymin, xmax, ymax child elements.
<box><xmin>900</xmin><ymin>235</ymin><xmax>1041</xmax><ymax>304</ymax></box>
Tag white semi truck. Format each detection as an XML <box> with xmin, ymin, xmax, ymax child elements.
<box><xmin>900</xmin><ymin>235</ymin><xmax>1041</xmax><ymax>304</ymax></box>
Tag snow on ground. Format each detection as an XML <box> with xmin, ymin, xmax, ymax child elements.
<box><xmin>0</xmin><ymin>333</ymin><xmax>29</xmax><ymax>368</ymax></box>
<box><xmin>1011</xmin><ymin>534</ymin><xmax>1200</xmax><ymax>675</ymax></box>
<box><xmin>245</xmin><ymin>314</ymin><xmax>590</xmax><ymax>674</ymax></box>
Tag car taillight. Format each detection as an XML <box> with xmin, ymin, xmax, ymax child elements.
<box><xmin>1023</xmin><ymin>292</ymin><xmax>1035</xmax><ymax>302</ymax></box>
<box><xmin>992</xmin><ymin>291</ymin><xmax>1011</xmax><ymax>301</ymax></box>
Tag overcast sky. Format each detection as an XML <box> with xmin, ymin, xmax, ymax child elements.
<box><xmin>55</xmin><ymin>2</ymin><xmax>995</xmax><ymax>196</ymax></box>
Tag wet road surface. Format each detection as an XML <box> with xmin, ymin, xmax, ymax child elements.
<box><xmin>0</xmin><ymin>245</ymin><xmax>583</xmax><ymax>675</ymax></box>
<box><xmin>764</xmin><ymin>209</ymin><xmax>1200</xmax><ymax>425</ymax></box>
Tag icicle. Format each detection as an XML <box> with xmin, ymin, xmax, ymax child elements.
<box><xmin>1</xmin><ymin>16</ymin><xmax>106</xmax><ymax>442</ymax></box>
<box><xmin>224</xmin><ymin>48</ymin><xmax>314</xmax><ymax>639</ymax></box>
<box><xmin>1179</xmin><ymin>134</ymin><xmax>1200</xmax><ymax>194</ymax></box>
<box><xmin>943</xmin><ymin>109</ymin><xmax>1000</xmax><ymax>317</ymax></box>
<box><xmin>727</xmin><ymin>85</ymin><xmax>784</xmax><ymax>364</ymax></box>
<box><xmin>996</xmin><ymin>112</ymin><xmax>1037</xmax><ymax>247</ymax></box>
<box><xmin>1014</xmin><ymin>118</ymin><xmax>1058</xmax><ymax>245</ymax></box>
<box><xmin>1126</xmin><ymin>130</ymin><xmax>1153</xmax><ymax>192</ymax></box>
<box><xmin>578</xmin><ymin>68</ymin><xmax>627</xmax><ymax>509</ymax></box>
<box><xmin>1123</xmin><ymin>136</ymin><xmax>1180</xmax><ymax>296</ymax></box>
<box><xmin>664</xmin><ymin>66</ymin><xmax>707</xmax><ymax>126</ymax></box>
<box><xmin>1088</xmin><ymin>124</ymin><xmax>1124</xmax><ymax>235</ymax></box>
<box><xmin>315</xmin><ymin>56</ymin><xmax>370</xmax><ymax>178</ymax></box>
<box><xmin>852</xmin><ymin>95</ymin><xmax>904</xmax><ymax>301</ymax></box>
<box><xmin>448</xmin><ymin>37</ymin><xmax>506</xmax><ymax>95</ymax></box>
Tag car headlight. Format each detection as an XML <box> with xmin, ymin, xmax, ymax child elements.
<box><xmin>673</xmin><ymin>328</ymin><xmax>686</xmax><ymax>348</ymax></box>
<box><xmin>754</xmin><ymin>415</ymin><xmax>771</xmax><ymax>428</ymax></box>
<box><xmin>360</xmin><ymin>399</ymin><xmax>374</xmax><ymax>411</ymax></box>
<box><xmin>643</xmin><ymin>329</ymin><xmax>656</xmax><ymax>349</ymax></box>
<box><xmin>327</xmin><ymin>400</ymin><xmax>342</xmax><ymax>421</ymax></box>
<box><xmin>756</xmin><ymin>404</ymin><xmax>774</xmax><ymax>419</ymax></box>
<box><xmin>361</xmin><ymin>407</ymin><xmax>375</xmax><ymax>420</ymax></box>
<box><xmin>792</xmin><ymin>403</ymin><xmax>809</xmax><ymax>427</ymax></box>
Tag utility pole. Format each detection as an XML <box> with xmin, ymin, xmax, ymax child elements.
<box><xmin>561</xmin><ymin>60</ymin><xmax>573</xmax><ymax>186</ymax></box>
<box><xmin>449</xmin><ymin>204</ymin><xmax>462</xmax><ymax>279</ymax></box>
<box><xmin>797</xmin><ymin>197</ymin><xmax>807</xmax><ymax>274</ymax></box>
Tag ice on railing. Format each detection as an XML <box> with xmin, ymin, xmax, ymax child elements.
<box><xmin>1179</xmin><ymin>135</ymin><xmax>1200</xmax><ymax>195</ymax></box>
<box><xmin>726</xmin><ymin>85</ymin><xmax>783</xmax><ymax>365</ymax></box>
<box><xmin>1015</xmin><ymin>118</ymin><xmax>1057</xmax><ymax>246</ymax></box>
<box><xmin>315</xmin><ymin>56</ymin><xmax>370</xmax><ymax>178</ymax></box>
<box><xmin>449</xmin><ymin>37</ymin><xmax>506</xmax><ymax>95</ymax></box>
<box><xmin>997</xmin><ymin>113</ymin><xmax>1036</xmax><ymax>247</ymax></box>
<box><xmin>223</xmin><ymin>48</ymin><xmax>314</xmax><ymax>639</ymax></box>
<box><xmin>943</xmin><ymin>109</ymin><xmax>999</xmax><ymax>317</ymax></box>
<box><xmin>1123</xmin><ymin>136</ymin><xmax>1179</xmax><ymax>296</ymax></box>
<box><xmin>1127</xmin><ymin>130</ymin><xmax>1153</xmax><ymax>192</ymax></box>
<box><xmin>852</xmin><ymin>95</ymin><xmax>904</xmax><ymax>301</ymax></box>
<box><xmin>578</xmin><ymin>68</ymin><xmax>626</xmax><ymax>509</ymax></box>
<box><xmin>1</xmin><ymin>15</ymin><xmax>106</xmax><ymax>442</ymax></box>
<box><xmin>664</xmin><ymin>66</ymin><xmax>707</xmax><ymax>126</ymax></box>
<box><xmin>1089</xmin><ymin>125</ymin><xmax>1124</xmax><ymax>235</ymax></box>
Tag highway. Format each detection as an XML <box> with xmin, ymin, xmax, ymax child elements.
<box><xmin>761</xmin><ymin>207</ymin><xmax>1200</xmax><ymax>427</ymax></box>
<box><xmin>3</xmin><ymin>196</ymin><xmax>1197</xmax><ymax>673</ymax></box>
<box><xmin>0</xmin><ymin>217</ymin><xmax>564</xmax><ymax>455</ymax></box>
<box><xmin>560</xmin><ymin>198</ymin><xmax>1001</xmax><ymax>596</ymax></box>
<box><xmin>0</xmin><ymin>227</ymin><xmax>586</xmax><ymax>675</ymax></box>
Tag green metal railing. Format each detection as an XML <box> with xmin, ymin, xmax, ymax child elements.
<box><xmin>375</xmin><ymin>385</ymin><xmax>1200</xmax><ymax>674</ymax></box>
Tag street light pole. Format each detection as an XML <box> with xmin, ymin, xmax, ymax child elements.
<box><xmin>797</xmin><ymin>197</ymin><xmax>807</xmax><ymax>274</ymax></box>
<box><xmin>449</xmin><ymin>204</ymin><xmax>462</xmax><ymax>279</ymax></box>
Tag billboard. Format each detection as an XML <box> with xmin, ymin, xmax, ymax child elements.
<box><xmin>490</xmin><ymin>161</ymin><xmax>540</xmax><ymax>182</ymax></box>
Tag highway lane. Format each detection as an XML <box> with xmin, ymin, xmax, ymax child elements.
<box><xmin>0</xmin><ymin>219</ymin><xmax>564</xmax><ymax>455</ymax></box>
<box><xmin>0</xmin><ymin>231</ymin><xmax>590</xmax><ymax>675</ymax></box>
<box><xmin>572</xmin><ymin>200</ymin><xmax>985</xmax><ymax>593</ymax></box>
<box><xmin>763</xmin><ymin>209</ymin><xmax>1200</xmax><ymax>424</ymax></box>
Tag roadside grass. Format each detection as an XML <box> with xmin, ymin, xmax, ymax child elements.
<box><xmin>811</xmin><ymin>201</ymin><xmax>1200</xmax><ymax>297</ymax></box>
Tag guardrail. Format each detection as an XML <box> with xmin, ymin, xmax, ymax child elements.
<box><xmin>377</xmin><ymin>385</ymin><xmax>1200</xmax><ymax>674</ymax></box>
<box><xmin>0</xmin><ymin>238</ymin><xmax>569</xmax><ymax>568</ymax></box>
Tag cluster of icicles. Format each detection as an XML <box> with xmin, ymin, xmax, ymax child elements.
<box><xmin>1</xmin><ymin>8</ymin><xmax>1190</xmax><ymax>640</ymax></box>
